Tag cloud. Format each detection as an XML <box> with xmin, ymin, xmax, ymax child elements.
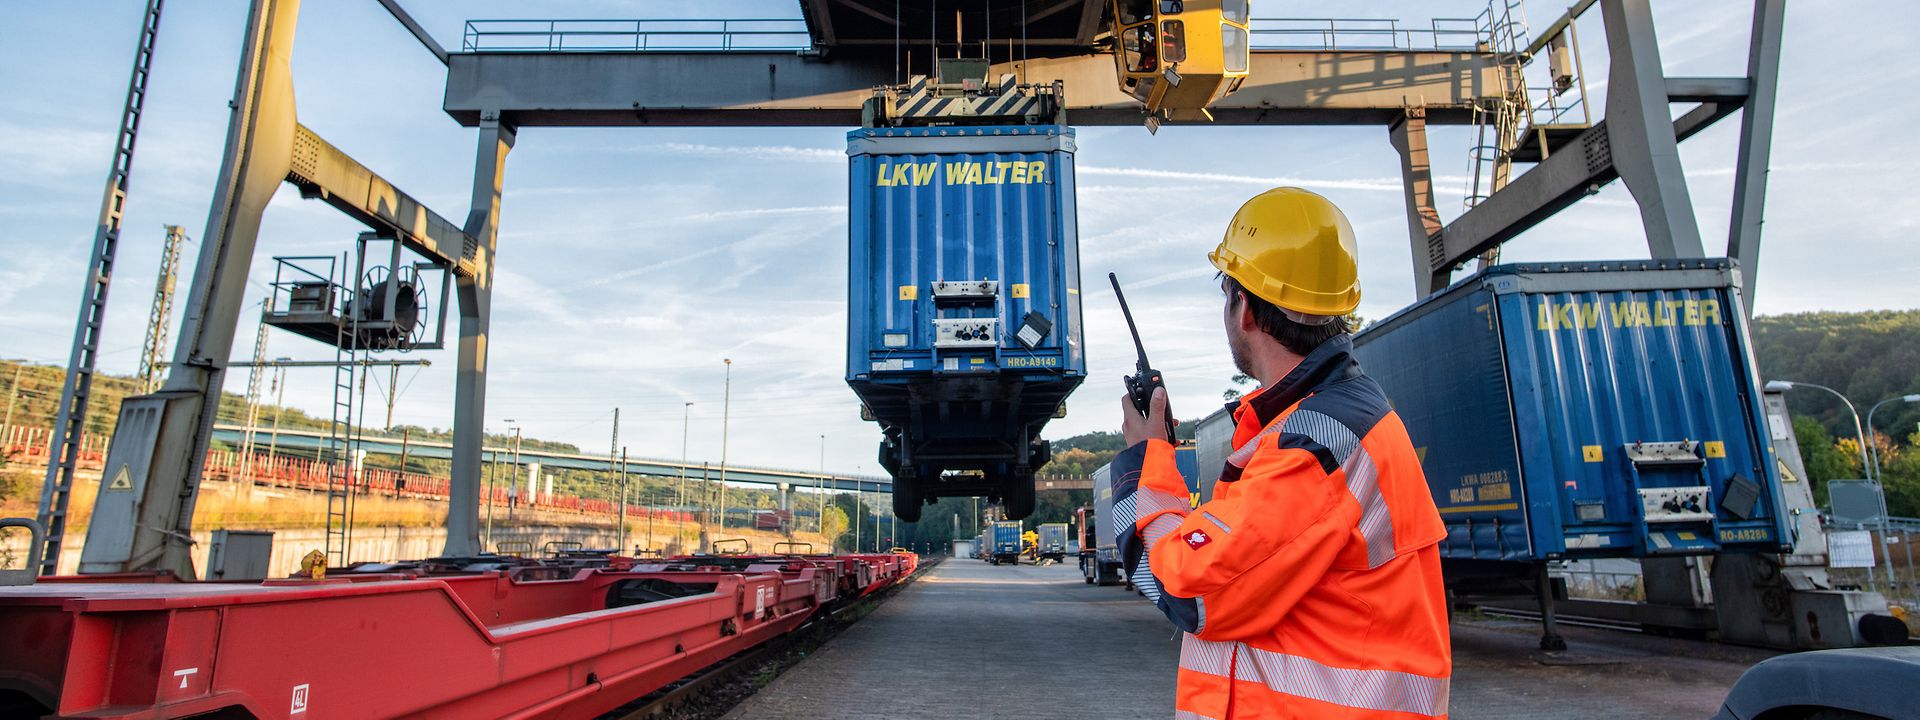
<box><xmin>681</xmin><ymin>205</ymin><xmax>845</xmax><ymax>221</ymax></box>
<box><xmin>642</xmin><ymin>142</ymin><xmax>842</xmax><ymax>164</ymax></box>
<box><xmin>0</xmin><ymin>121</ymin><xmax>112</xmax><ymax>181</ymax></box>
<box><xmin>1079</xmin><ymin>164</ymin><xmax>1471</xmax><ymax>196</ymax></box>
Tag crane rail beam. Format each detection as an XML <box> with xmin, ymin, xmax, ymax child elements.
<box><xmin>443</xmin><ymin>50</ymin><xmax>1503</xmax><ymax>127</ymax></box>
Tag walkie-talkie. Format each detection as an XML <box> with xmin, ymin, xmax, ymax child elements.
<box><xmin>1109</xmin><ymin>273</ymin><xmax>1177</xmax><ymax>442</ymax></box>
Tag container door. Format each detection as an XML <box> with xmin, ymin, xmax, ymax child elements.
<box><xmin>1501</xmin><ymin>285</ymin><xmax>1783</xmax><ymax>558</ymax></box>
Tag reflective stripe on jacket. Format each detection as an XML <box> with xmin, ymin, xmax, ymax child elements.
<box><xmin>1111</xmin><ymin>335</ymin><xmax>1452</xmax><ymax>719</ymax></box>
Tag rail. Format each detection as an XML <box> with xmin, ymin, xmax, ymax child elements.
<box><xmin>462</xmin><ymin>19</ymin><xmax>812</xmax><ymax>53</ymax></box>
<box><xmin>460</xmin><ymin>16</ymin><xmax>1495</xmax><ymax>55</ymax></box>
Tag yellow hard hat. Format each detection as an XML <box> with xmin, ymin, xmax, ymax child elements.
<box><xmin>1208</xmin><ymin>187</ymin><xmax>1361</xmax><ymax>317</ymax></box>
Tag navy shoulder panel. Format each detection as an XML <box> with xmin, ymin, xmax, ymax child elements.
<box><xmin>1294</xmin><ymin>374</ymin><xmax>1390</xmax><ymax>440</ymax></box>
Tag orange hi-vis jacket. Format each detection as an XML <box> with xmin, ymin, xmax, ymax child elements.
<box><xmin>1110</xmin><ymin>335</ymin><xmax>1452</xmax><ymax>719</ymax></box>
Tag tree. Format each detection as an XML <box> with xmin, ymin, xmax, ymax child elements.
<box><xmin>1794</xmin><ymin>416</ymin><xmax>1858</xmax><ymax>507</ymax></box>
<box><xmin>819</xmin><ymin>504</ymin><xmax>849</xmax><ymax>549</ymax></box>
<box><xmin>1882</xmin><ymin>430</ymin><xmax>1920</xmax><ymax>518</ymax></box>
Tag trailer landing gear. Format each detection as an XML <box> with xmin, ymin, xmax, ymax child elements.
<box><xmin>1536</xmin><ymin>563</ymin><xmax>1568</xmax><ymax>652</ymax></box>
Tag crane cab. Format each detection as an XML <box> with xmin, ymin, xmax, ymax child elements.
<box><xmin>1109</xmin><ymin>0</ymin><xmax>1252</xmax><ymax>125</ymax></box>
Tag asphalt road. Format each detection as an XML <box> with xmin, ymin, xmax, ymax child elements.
<box><xmin>723</xmin><ymin>558</ymin><xmax>1772</xmax><ymax>719</ymax></box>
<box><xmin>724</xmin><ymin>558</ymin><xmax>1181</xmax><ymax>719</ymax></box>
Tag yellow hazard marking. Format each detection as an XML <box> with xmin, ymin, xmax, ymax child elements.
<box><xmin>970</xmin><ymin>357</ymin><xmax>985</xmax><ymax>364</ymax></box>
<box><xmin>1777</xmin><ymin>458</ymin><xmax>1800</xmax><ymax>483</ymax></box>
<box><xmin>1704</xmin><ymin>441</ymin><xmax>1726</xmax><ymax>458</ymax></box>
<box><xmin>1582</xmin><ymin>445</ymin><xmax>1604</xmax><ymax>462</ymax></box>
<box><xmin>1677</xmin><ymin>531</ymin><xmax>1698</xmax><ymax>541</ymax></box>
<box><xmin>1415</xmin><ymin>447</ymin><xmax>1429</xmax><ymax>462</ymax></box>
<box><xmin>1438</xmin><ymin>503</ymin><xmax>1521</xmax><ymax>514</ymax></box>
<box><xmin>1067</xmin><ymin>288</ymin><xmax>1079</xmax><ymax>295</ymax></box>
<box><xmin>1010</xmin><ymin>283</ymin><xmax>1030</xmax><ymax>299</ymax></box>
<box><xmin>107</xmin><ymin>465</ymin><xmax>134</xmax><ymax>491</ymax></box>
<box><xmin>898</xmin><ymin>285</ymin><xmax>918</xmax><ymax>301</ymax></box>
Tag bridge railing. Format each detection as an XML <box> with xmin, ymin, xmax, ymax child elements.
<box><xmin>462</xmin><ymin>19</ymin><xmax>813</xmax><ymax>53</ymax></box>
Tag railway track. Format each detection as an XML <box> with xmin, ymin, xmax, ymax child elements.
<box><xmin>607</xmin><ymin>556</ymin><xmax>940</xmax><ymax>720</ymax></box>
<box><xmin>1471</xmin><ymin>604</ymin><xmax>1648</xmax><ymax>634</ymax></box>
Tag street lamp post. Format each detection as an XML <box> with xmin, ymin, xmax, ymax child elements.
<box><xmin>818</xmin><ymin>435</ymin><xmax>826</xmax><ymax>538</ymax></box>
<box><xmin>1867</xmin><ymin>393</ymin><xmax>1920</xmax><ymax>601</ymax></box>
<box><xmin>719</xmin><ymin>359</ymin><xmax>732</xmax><ymax>534</ymax></box>
<box><xmin>484</xmin><ymin>428</ymin><xmax>496</xmax><ymax>550</ymax></box>
<box><xmin>1768</xmin><ymin>380</ymin><xmax>1897</xmax><ymax>593</ymax></box>
<box><xmin>679</xmin><ymin>402</ymin><xmax>693</xmax><ymax>517</ymax></box>
<box><xmin>1866</xmin><ymin>394</ymin><xmax>1920</xmax><ymax>482</ymax></box>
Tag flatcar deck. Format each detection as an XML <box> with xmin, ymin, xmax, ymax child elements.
<box><xmin>726</xmin><ymin>560</ymin><xmax>1778</xmax><ymax>719</ymax></box>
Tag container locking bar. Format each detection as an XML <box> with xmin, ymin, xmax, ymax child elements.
<box><xmin>1622</xmin><ymin>440</ymin><xmax>1704</xmax><ymax>467</ymax></box>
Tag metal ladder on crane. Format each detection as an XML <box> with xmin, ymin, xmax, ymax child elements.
<box><xmin>235</xmin><ymin>298</ymin><xmax>274</xmax><ymax>497</ymax></box>
<box><xmin>1461</xmin><ymin>0</ymin><xmax>1533</xmax><ymax>251</ymax></box>
<box><xmin>36</xmin><ymin>0</ymin><xmax>167</xmax><ymax>575</ymax></box>
<box><xmin>137</xmin><ymin>225</ymin><xmax>187</xmax><ymax>394</ymax></box>
<box><xmin>324</xmin><ymin>257</ymin><xmax>362</xmax><ymax>569</ymax></box>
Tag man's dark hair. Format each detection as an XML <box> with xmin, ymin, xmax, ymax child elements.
<box><xmin>1223</xmin><ymin>276</ymin><xmax>1351</xmax><ymax>356</ymax></box>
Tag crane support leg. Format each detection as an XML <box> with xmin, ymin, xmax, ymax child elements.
<box><xmin>444</xmin><ymin>112</ymin><xmax>514</xmax><ymax>557</ymax></box>
<box><xmin>80</xmin><ymin>0</ymin><xmax>301</xmax><ymax>577</ymax></box>
<box><xmin>1388</xmin><ymin>109</ymin><xmax>1449</xmax><ymax>298</ymax></box>
<box><xmin>1600</xmin><ymin>0</ymin><xmax>1704</xmax><ymax>259</ymax></box>
<box><xmin>1727</xmin><ymin>0</ymin><xmax>1786</xmax><ymax>316</ymax></box>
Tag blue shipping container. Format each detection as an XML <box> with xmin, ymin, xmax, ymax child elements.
<box><xmin>1351</xmin><ymin>260</ymin><xmax>1792</xmax><ymax>563</ymax></box>
<box><xmin>988</xmin><ymin>521</ymin><xmax>1024</xmax><ymax>560</ymax></box>
<box><xmin>845</xmin><ymin>125</ymin><xmax>1086</xmax><ymax>521</ymax></box>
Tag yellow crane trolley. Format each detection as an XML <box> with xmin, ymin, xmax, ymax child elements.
<box><xmin>1109</xmin><ymin>0</ymin><xmax>1252</xmax><ymax>125</ymax></box>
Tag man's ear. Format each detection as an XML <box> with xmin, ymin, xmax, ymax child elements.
<box><xmin>1234</xmin><ymin>292</ymin><xmax>1259</xmax><ymax>332</ymax></box>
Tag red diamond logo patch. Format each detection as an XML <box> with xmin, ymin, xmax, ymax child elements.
<box><xmin>1184</xmin><ymin>530</ymin><xmax>1212</xmax><ymax>550</ymax></box>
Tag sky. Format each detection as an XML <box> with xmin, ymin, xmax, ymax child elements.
<box><xmin>0</xmin><ymin>1</ymin><xmax>1913</xmax><ymax>478</ymax></box>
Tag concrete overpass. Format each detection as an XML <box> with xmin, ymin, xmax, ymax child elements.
<box><xmin>211</xmin><ymin>425</ymin><xmax>893</xmax><ymax>493</ymax></box>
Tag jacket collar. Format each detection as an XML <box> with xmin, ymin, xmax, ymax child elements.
<box><xmin>1230</xmin><ymin>334</ymin><xmax>1361</xmax><ymax>430</ymax></box>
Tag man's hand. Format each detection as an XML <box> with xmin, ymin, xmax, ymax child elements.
<box><xmin>1121</xmin><ymin>386</ymin><xmax>1173</xmax><ymax>446</ymax></box>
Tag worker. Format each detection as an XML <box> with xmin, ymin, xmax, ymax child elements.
<box><xmin>1111</xmin><ymin>188</ymin><xmax>1451</xmax><ymax>719</ymax></box>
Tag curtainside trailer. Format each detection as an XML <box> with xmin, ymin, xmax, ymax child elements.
<box><xmin>1036</xmin><ymin>522</ymin><xmax>1069</xmax><ymax>562</ymax></box>
<box><xmin>1350</xmin><ymin>260</ymin><xmax>1794</xmax><ymax>646</ymax></box>
<box><xmin>845</xmin><ymin>124</ymin><xmax>1086</xmax><ymax>522</ymax></box>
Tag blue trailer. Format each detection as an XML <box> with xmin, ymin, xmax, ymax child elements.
<box><xmin>1351</xmin><ymin>260</ymin><xmax>1793</xmax><ymax>647</ymax></box>
<box><xmin>986</xmin><ymin>520</ymin><xmax>1024</xmax><ymax>566</ymax></box>
<box><xmin>845</xmin><ymin>125</ymin><xmax>1087</xmax><ymax>522</ymax></box>
<box><xmin>1088</xmin><ymin>445</ymin><xmax>1199</xmax><ymax>586</ymax></box>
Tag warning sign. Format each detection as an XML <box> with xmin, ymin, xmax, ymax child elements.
<box><xmin>107</xmin><ymin>465</ymin><xmax>133</xmax><ymax>492</ymax></box>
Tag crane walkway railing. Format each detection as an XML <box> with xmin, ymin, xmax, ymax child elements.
<box><xmin>1249</xmin><ymin>17</ymin><xmax>1488</xmax><ymax>52</ymax></box>
<box><xmin>460</xmin><ymin>16</ymin><xmax>1496</xmax><ymax>54</ymax></box>
<box><xmin>462</xmin><ymin>19</ymin><xmax>813</xmax><ymax>53</ymax></box>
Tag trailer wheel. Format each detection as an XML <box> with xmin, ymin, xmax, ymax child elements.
<box><xmin>891</xmin><ymin>476</ymin><xmax>922</xmax><ymax>523</ymax></box>
<box><xmin>1004</xmin><ymin>470</ymin><xmax>1036</xmax><ymax>520</ymax></box>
